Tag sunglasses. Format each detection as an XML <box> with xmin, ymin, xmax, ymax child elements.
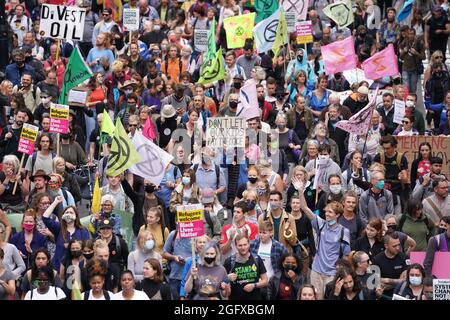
<box><xmin>102</xmin><ymin>13</ymin><xmax>110</xmax><ymax>16</ymax></box>
<box><xmin>128</xmin><ymin>124</ymin><xmax>138</xmax><ymax>127</ymax></box>
<box><xmin>402</xmin><ymin>120</ymin><xmax>410</xmax><ymax>124</ymax></box>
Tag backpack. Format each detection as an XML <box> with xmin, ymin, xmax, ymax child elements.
<box><xmin>83</xmin><ymin>290</ymin><xmax>110</xmax><ymax>300</ymax></box>
<box><xmin>317</xmin><ymin>222</ymin><xmax>348</xmax><ymax>259</ymax></box>
<box><xmin>193</xmin><ymin>163</ymin><xmax>221</xmax><ymax>190</ymax></box>
<box><xmin>31</xmin><ymin>151</ymin><xmax>56</xmax><ymax>173</ymax></box>
<box><xmin>204</xmin><ymin>210</ymin><xmax>218</xmax><ymax>239</ymax></box>
<box><xmin>379</xmin><ymin>150</ymin><xmax>404</xmax><ymax>175</ymax></box>
<box><xmin>398</xmin><ymin>214</ymin><xmax>432</xmax><ymax>240</ymax></box>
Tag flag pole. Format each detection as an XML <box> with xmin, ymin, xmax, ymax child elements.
<box><xmin>57</xmin><ymin>133</ymin><xmax>60</xmax><ymax>157</ymax></box>
<box><xmin>12</xmin><ymin>154</ymin><xmax>25</xmax><ymax>195</ymax></box>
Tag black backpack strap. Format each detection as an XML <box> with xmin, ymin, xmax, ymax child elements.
<box><xmin>103</xmin><ymin>290</ymin><xmax>110</xmax><ymax>300</ymax></box>
<box><xmin>84</xmin><ymin>290</ymin><xmax>90</xmax><ymax>300</ymax></box>
<box><xmin>215</xmin><ymin>164</ymin><xmax>220</xmax><ymax>190</ymax></box>
<box><xmin>204</xmin><ymin>211</ymin><xmax>215</xmax><ymax>237</ymax></box>
<box><xmin>173</xmin><ymin>165</ymin><xmax>179</xmax><ymax>178</ymax></box>
<box><xmin>61</xmin><ymin>188</ymin><xmax>69</xmax><ymax>204</ymax></box>
<box><xmin>193</xmin><ymin>164</ymin><xmax>199</xmax><ymax>173</ymax></box>
<box><xmin>115</xmin><ymin>235</ymin><xmax>122</xmax><ymax>258</ymax></box>
<box><xmin>31</xmin><ymin>152</ymin><xmax>38</xmax><ymax>173</ymax></box>
<box><xmin>170</xmin><ymin>230</ymin><xmax>178</xmax><ymax>253</ymax></box>
<box><xmin>398</xmin><ymin>215</ymin><xmax>407</xmax><ymax>233</ymax></box>
<box><xmin>339</xmin><ymin>227</ymin><xmax>345</xmax><ymax>258</ymax></box>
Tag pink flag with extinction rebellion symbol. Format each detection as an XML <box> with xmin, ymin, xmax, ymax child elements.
<box><xmin>362</xmin><ymin>44</ymin><xmax>399</xmax><ymax>80</ymax></box>
<box><xmin>320</xmin><ymin>36</ymin><xmax>357</xmax><ymax>75</ymax></box>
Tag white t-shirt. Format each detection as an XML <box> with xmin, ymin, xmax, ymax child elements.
<box><xmin>24</xmin><ymin>287</ymin><xmax>66</xmax><ymax>300</ymax></box>
<box><xmin>111</xmin><ymin>290</ymin><xmax>150</xmax><ymax>300</ymax></box>
<box><xmin>257</xmin><ymin>241</ymin><xmax>274</xmax><ymax>279</ymax></box>
<box><xmin>86</xmin><ymin>289</ymin><xmax>114</xmax><ymax>300</ymax></box>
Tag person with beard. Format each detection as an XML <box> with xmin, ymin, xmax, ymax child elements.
<box><xmin>0</xmin><ymin>107</ymin><xmax>27</xmax><ymax>162</ymax></box>
<box><xmin>143</xmin><ymin>60</ymin><xmax>163</xmax><ymax>89</ymax></box>
<box><xmin>376</xmin><ymin>8</ymin><xmax>400</xmax><ymax>50</ymax></box>
<box><xmin>8</xmin><ymin>4</ymin><xmax>32</xmax><ymax>47</ymax></box>
<box><xmin>161</xmin><ymin>45</ymin><xmax>186</xmax><ymax>84</ymax></box>
<box><xmin>104</xmin><ymin>60</ymin><xmax>132</xmax><ymax>110</ymax></box>
<box><xmin>182</xmin><ymin>95</ymin><xmax>211</xmax><ymax>131</ymax></box>
<box><xmin>255</xmin><ymin>84</ymin><xmax>273</xmax><ymax>123</ymax></box>
<box><xmin>86</xmin><ymin>33</ymin><xmax>115</xmax><ymax>75</ymax></box>
<box><xmin>224</xmin><ymin>50</ymin><xmax>247</xmax><ymax>92</ymax></box>
<box><xmin>325</xmin><ymin>104</ymin><xmax>348</xmax><ymax>166</ymax></box>
<box><xmin>286</xmin><ymin>95</ymin><xmax>313</xmax><ymax>146</ymax></box>
<box><xmin>128</xmin><ymin>42</ymin><xmax>148</xmax><ymax>78</ymax></box>
<box><xmin>22</xmin><ymin>31</ymin><xmax>44</xmax><ymax>61</ymax></box>
<box><xmin>42</xmin><ymin>43</ymin><xmax>68</xmax><ymax>91</ymax></box>
<box><xmin>12</xmin><ymin>73</ymin><xmax>40</xmax><ymax>113</ymax></box>
<box><xmin>36</xmin><ymin>70</ymin><xmax>59</xmax><ymax>104</ymax></box>
<box><xmin>236</xmin><ymin>41</ymin><xmax>261</xmax><ymax>79</ymax></box>
<box><xmin>92</xmin><ymin>8</ymin><xmax>118</xmax><ymax>46</ymax></box>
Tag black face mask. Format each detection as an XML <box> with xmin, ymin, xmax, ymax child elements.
<box><xmin>233</xmin><ymin>82</ymin><xmax>242</xmax><ymax>89</ymax></box>
<box><xmin>204</xmin><ymin>256</ymin><xmax>216</xmax><ymax>264</ymax></box>
<box><xmin>257</xmin><ymin>96</ymin><xmax>265</xmax><ymax>103</ymax></box>
<box><xmin>284</xmin><ymin>264</ymin><xmax>296</xmax><ymax>271</ymax></box>
<box><xmin>276</xmin><ymin>95</ymin><xmax>285</xmax><ymax>102</ymax></box>
<box><xmin>437</xmin><ymin>228</ymin><xmax>447</xmax><ymax>234</ymax></box>
<box><xmin>387</xmin><ymin>225</ymin><xmax>398</xmax><ymax>232</ymax></box>
<box><xmin>61</xmin><ymin>133</ymin><xmax>71</xmax><ymax>140</ymax></box>
<box><xmin>145</xmin><ymin>184</ymin><xmax>156</xmax><ymax>193</ymax></box>
<box><xmin>72</xmin><ymin>250</ymin><xmax>82</xmax><ymax>258</ymax></box>
<box><xmin>84</xmin><ymin>252</ymin><xmax>94</xmax><ymax>260</ymax></box>
<box><xmin>229</xmin><ymin>101</ymin><xmax>238</xmax><ymax>109</ymax></box>
<box><xmin>297</xmin><ymin>55</ymin><xmax>303</xmax><ymax>61</ymax></box>
<box><xmin>248</xmin><ymin>177</ymin><xmax>258</xmax><ymax>184</ymax></box>
<box><xmin>15</xmin><ymin>60</ymin><xmax>25</xmax><ymax>68</ymax></box>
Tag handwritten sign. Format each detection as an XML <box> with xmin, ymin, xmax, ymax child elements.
<box><xmin>433</xmin><ymin>279</ymin><xmax>450</xmax><ymax>300</ymax></box>
<box><xmin>393</xmin><ymin>99</ymin><xmax>406</xmax><ymax>125</ymax></box>
<box><xmin>49</xmin><ymin>103</ymin><xmax>69</xmax><ymax>134</ymax></box>
<box><xmin>285</xmin><ymin>12</ymin><xmax>296</xmax><ymax>32</ymax></box>
<box><xmin>206</xmin><ymin>117</ymin><xmax>245</xmax><ymax>148</ymax></box>
<box><xmin>176</xmin><ymin>204</ymin><xmax>204</xmax><ymax>238</ymax></box>
<box><xmin>313</xmin><ymin>158</ymin><xmax>328</xmax><ymax>190</ymax></box>
<box><xmin>397</xmin><ymin>136</ymin><xmax>450</xmax><ymax>179</ymax></box>
<box><xmin>194</xmin><ymin>29</ymin><xmax>208</xmax><ymax>52</ymax></box>
<box><xmin>39</xmin><ymin>4</ymin><xmax>86</xmax><ymax>40</ymax></box>
<box><xmin>296</xmin><ymin>21</ymin><xmax>313</xmax><ymax>44</ymax></box>
<box><xmin>123</xmin><ymin>8</ymin><xmax>140</xmax><ymax>31</ymax></box>
<box><xmin>18</xmin><ymin>124</ymin><xmax>39</xmax><ymax>155</ymax></box>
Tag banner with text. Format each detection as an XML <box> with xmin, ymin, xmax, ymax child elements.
<box><xmin>18</xmin><ymin>124</ymin><xmax>39</xmax><ymax>155</ymax></box>
<box><xmin>49</xmin><ymin>103</ymin><xmax>69</xmax><ymax>134</ymax></box>
<box><xmin>433</xmin><ymin>279</ymin><xmax>450</xmax><ymax>300</ymax></box>
<box><xmin>397</xmin><ymin>136</ymin><xmax>450</xmax><ymax>179</ymax></box>
<box><xmin>39</xmin><ymin>4</ymin><xmax>86</xmax><ymax>40</ymax></box>
<box><xmin>206</xmin><ymin>117</ymin><xmax>245</xmax><ymax>148</ymax></box>
<box><xmin>176</xmin><ymin>204</ymin><xmax>204</xmax><ymax>238</ymax></box>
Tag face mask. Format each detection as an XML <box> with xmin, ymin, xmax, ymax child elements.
<box><xmin>248</xmin><ymin>177</ymin><xmax>258</xmax><ymax>184</ymax></box>
<box><xmin>327</xmin><ymin>219</ymin><xmax>337</xmax><ymax>226</ymax></box>
<box><xmin>71</xmin><ymin>250</ymin><xmax>82</xmax><ymax>258</ymax></box>
<box><xmin>229</xmin><ymin>101</ymin><xmax>238</xmax><ymax>109</ymax></box>
<box><xmin>153</xmin><ymin>25</ymin><xmax>161</xmax><ymax>31</ymax></box>
<box><xmin>405</xmin><ymin>101</ymin><xmax>415</xmax><ymax>108</ymax></box>
<box><xmin>375</xmin><ymin>180</ymin><xmax>385</xmax><ymax>190</ymax></box>
<box><xmin>41</xmin><ymin>97</ymin><xmax>51</xmax><ymax>105</ymax></box>
<box><xmin>144</xmin><ymin>184</ymin><xmax>156</xmax><ymax>193</ymax></box>
<box><xmin>204</xmin><ymin>256</ymin><xmax>216</xmax><ymax>264</ymax></box>
<box><xmin>15</xmin><ymin>60</ymin><xmax>25</xmax><ymax>68</ymax></box>
<box><xmin>276</xmin><ymin>95</ymin><xmax>284</xmax><ymax>102</ymax></box>
<box><xmin>124</xmin><ymin>89</ymin><xmax>133</xmax><ymax>95</ymax></box>
<box><xmin>62</xmin><ymin>213</ymin><xmax>76</xmax><ymax>223</ymax></box>
<box><xmin>145</xmin><ymin>240</ymin><xmax>155</xmax><ymax>251</ymax></box>
<box><xmin>246</xmin><ymin>201</ymin><xmax>256</xmax><ymax>211</ymax></box>
<box><xmin>161</xmin><ymin>44</ymin><xmax>168</xmax><ymax>51</ymax></box>
<box><xmin>270</xmin><ymin>202</ymin><xmax>280</xmax><ymax>210</ymax></box>
<box><xmin>84</xmin><ymin>252</ymin><xmax>94</xmax><ymax>260</ymax></box>
<box><xmin>409</xmin><ymin>276</ymin><xmax>422</xmax><ymax>286</ymax></box>
<box><xmin>22</xmin><ymin>223</ymin><xmax>34</xmax><ymax>232</ymax></box>
<box><xmin>387</xmin><ymin>225</ymin><xmax>397</xmax><ymax>232</ymax></box>
<box><xmin>233</xmin><ymin>82</ymin><xmax>242</xmax><ymax>90</ymax></box>
<box><xmin>257</xmin><ymin>188</ymin><xmax>266</xmax><ymax>196</ymax></box>
<box><xmin>182</xmin><ymin>177</ymin><xmax>190</xmax><ymax>185</ymax></box>
<box><xmin>297</xmin><ymin>55</ymin><xmax>302</xmax><ymax>61</ymax></box>
<box><xmin>437</xmin><ymin>227</ymin><xmax>447</xmax><ymax>234</ymax></box>
<box><xmin>329</xmin><ymin>185</ymin><xmax>342</xmax><ymax>195</ymax></box>
<box><xmin>359</xmin><ymin>32</ymin><xmax>366</xmax><ymax>38</ymax></box>
<box><xmin>318</xmin><ymin>155</ymin><xmax>329</xmax><ymax>160</ymax></box>
<box><xmin>284</xmin><ymin>264</ymin><xmax>296</xmax><ymax>271</ymax></box>
<box><xmin>277</xmin><ymin>124</ymin><xmax>286</xmax><ymax>130</ymax></box>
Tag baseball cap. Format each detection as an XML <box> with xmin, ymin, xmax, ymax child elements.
<box><xmin>99</xmin><ymin>218</ymin><xmax>115</xmax><ymax>229</ymax></box>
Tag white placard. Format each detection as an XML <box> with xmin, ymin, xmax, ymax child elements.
<box><xmin>285</xmin><ymin>12</ymin><xmax>296</xmax><ymax>32</ymax></box>
<box><xmin>68</xmin><ymin>90</ymin><xmax>88</xmax><ymax>105</ymax></box>
<box><xmin>433</xmin><ymin>279</ymin><xmax>450</xmax><ymax>300</ymax></box>
<box><xmin>206</xmin><ymin>117</ymin><xmax>245</xmax><ymax>148</ymax></box>
<box><xmin>123</xmin><ymin>8</ymin><xmax>140</xmax><ymax>31</ymax></box>
<box><xmin>343</xmin><ymin>68</ymin><xmax>374</xmax><ymax>87</ymax></box>
<box><xmin>39</xmin><ymin>4</ymin><xmax>86</xmax><ymax>41</ymax></box>
<box><xmin>393</xmin><ymin>99</ymin><xmax>406</xmax><ymax>125</ymax></box>
<box><xmin>194</xmin><ymin>29</ymin><xmax>208</xmax><ymax>52</ymax></box>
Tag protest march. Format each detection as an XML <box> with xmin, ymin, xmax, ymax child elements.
<box><xmin>0</xmin><ymin>0</ymin><xmax>450</xmax><ymax>304</ymax></box>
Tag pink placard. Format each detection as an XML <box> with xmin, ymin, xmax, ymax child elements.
<box><xmin>50</xmin><ymin>118</ymin><xmax>69</xmax><ymax>134</ymax></box>
<box><xmin>18</xmin><ymin>139</ymin><xmax>36</xmax><ymax>155</ymax></box>
<box><xmin>410</xmin><ymin>251</ymin><xmax>450</xmax><ymax>278</ymax></box>
<box><xmin>178</xmin><ymin>221</ymin><xmax>205</xmax><ymax>238</ymax></box>
<box><xmin>296</xmin><ymin>21</ymin><xmax>312</xmax><ymax>37</ymax></box>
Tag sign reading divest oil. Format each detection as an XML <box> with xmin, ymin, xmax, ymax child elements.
<box><xmin>176</xmin><ymin>204</ymin><xmax>204</xmax><ymax>238</ymax></box>
<box><xmin>296</xmin><ymin>21</ymin><xmax>313</xmax><ymax>44</ymax></box>
<box><xmin>397</xmin><ymin>136</ymin><xmax>450</xmax><ymax>179</ymax></box>
<box><xmin>206</xmin><ymin>117</ymin><xmax>245</xmax><ymax>148</ymax></box>
<box><xmin>39</xmin><ymin>4</ymin><xmax>86</xmax><ymax>40</ymax></box>
<box><xmin>49</xmin><ymin>103</ymin><xmax>69</xmax><ymax>134</ymax></box>
<box><xmin>18</xmin><ymin>124</ymin><xmax>39</xmax><ymax>155</ymax></box>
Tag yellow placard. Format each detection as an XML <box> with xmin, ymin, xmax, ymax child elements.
<box><xmin>176</xmin><ymin>205</ymin><xmax>203</xmax><ymax>223</ymax></box>
<box><xmin>20</xmin><ymin>126</ymin><xmax>38</xmax><ymax>141</ymax></box>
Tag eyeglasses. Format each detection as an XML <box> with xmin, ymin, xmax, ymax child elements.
<box><xmin>128</xmin><ymin>124</ymin><xmax>138</xmax><ymax>127</ymax></box>
<box><xmin>435</xmin><ymin>56</ymin><xmax>443</xmax><ymax>59</ymax></box>
<box><xmin>402</xmin><ymin>120</ymin><xmax>410</xmax><ymax>124</ymax></box>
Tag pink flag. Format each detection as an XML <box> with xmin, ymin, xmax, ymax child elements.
<box><xmin>336</xmin><ymin>87</ymin><xmax>379</xmax><ymax>135</ymax></box>
<box><xmin>362</xmin><ymin>44</ymin><xmax>399</xmax><ymax>80</ymax></box>
<box><xmin>321</xmin><ymin>36</ymin><xmax>357</xmax><ymax>75</ymax></box>
<box><xmin>142</xmin><ymin>116</ymin><xmax>157</xmax><ymax>141</ymax></box>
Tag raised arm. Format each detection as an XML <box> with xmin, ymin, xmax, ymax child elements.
<box><xmin>43</xmin><ymin>196</ymin><xmax>62</xmax><ymax>218</ymax></box>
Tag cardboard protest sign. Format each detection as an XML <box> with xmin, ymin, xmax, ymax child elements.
<box><xmin>18</xmin><ymin>124</ymin><xmax>39</xmax><ymax>155</ymax></box>
<box><xmin>49</xmin><ymin>103</ymin><xmax>69</xmax><ymax>134</ymax></box>
<box><xmin>206</xmin><ymin>117</ymin><xmax>245</xmax><ymax>148</ymax></box>
<box><xmin>39</xmin><ymin>4</ymin><xmax>86</xmax><ymax>40</ymax></box>
<box><xmin>176</xmin><ymin>204</ymin><xmax>204</xmax><ymax>238</ymax></box>
<box><xmin>410</xmin><ymin>251</ymin><xmax>450</xmax><ymax>279</ymax></box>
<box><xmin>433</xmin><ymin>279</ymin><xmax>450</xmax><ymax>300</ymax></box>
<box><xmin>123</xmin><ymin>8</ymin><xmax>139</xmax><ymax>31</ymax></box>
<box><xmin>397</xmin><ymin>136</ymin><xmax>450</xmax><ymax>179</ymax></box>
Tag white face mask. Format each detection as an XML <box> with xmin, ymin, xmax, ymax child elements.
<box><xmin>405</xmin><ymin>100</ymin><xmax>415</xmax><ymax>108</ymax></box>
<box><xmin>329</xmin><ymin>185</ymin><xmax>342</xmax><ymax>195</ymax></box>
<box><xmin>62</xmin><ymin>213</ymin><xmax>76</xmax><ymax>223</ymax></box>
<box><xmin>318</xmin><ymin>154</ymin><xmax>329</xmax><ymax>160</ymax></box>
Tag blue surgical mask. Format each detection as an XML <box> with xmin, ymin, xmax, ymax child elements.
<box><xmin>246</xmin><ymin>201</ymin><xmax>256</xmax><ymax>211</ymax></box>
<box><xmin>409</xmin><ymin>276</ymin><xmax>422</xmax><ymax>286</ymax></box>
<box><xmin>327</xmin><ymin>219</ymin><xmax>337</xmax><ymax>226</ymax></box>
<box><xmin>145</xmin><ymin>240</ymin><xmax>155</xmax><ymax>251</ymax></box>
<box><xmin>182</xmin><ymin>177</ymin><xmax>190</xmax><ymax>185</ymax></box>
<box><xmin>375</xmin><ymin>180</ymin><xmax>385</xmax><ymax>190</ymax></box>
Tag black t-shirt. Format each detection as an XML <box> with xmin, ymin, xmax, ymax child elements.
<box><xmin>372</xmin><ymin>251</ymin><xmax>407</xmax><ymax>296</ymax></box>
<box><xmin>373</xmin><ymin>152</ymin><xmax>408</xmax><ymax>195</ymax></box>
<box><xmin>427</xmin><ymin>15</ymin><xmax>450</xmax><ymax>42</ymax></box>
<box><xmin>353</xmin><ymin>236</ymin><xmax>385</xmax><ymax>261</ymax></box>
<box><xmin>224</xmin><ymin>255</ymin><xmax>267</xmax><ymax>300</ymax></box>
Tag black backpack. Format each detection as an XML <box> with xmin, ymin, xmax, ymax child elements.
<box><xmin>83</xmin><ymin>289</ymin><xmax>111</xmax><ymax>300</ymax></box>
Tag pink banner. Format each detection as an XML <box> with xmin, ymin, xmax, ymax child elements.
<box><xmin>362</xmin><ymin>44</ymin><xmax>399</xmax><ymax>80</ymax></box>
<box><xmin>18</xmin><ymin>139</ymin><xmax>36</xmax><ymax>156</ymax></box>
<box><xmin>410</xmin><ymin>251</ymin><xmax>450</xmax><ymax>279</ymax></box>
<box><xmin>320</xmin><ymin>36</ymin><xmax>357</xmax><ymax>75</ymax></box>
<box><xmin>178</xmin><ymin>221</ymin><xmax>205</xmax><ymax>238</ymax></box>
<box><xmin>50</xmin><ymin>118</ymin><xmax>69</xmax><ymax>134</ymax></box>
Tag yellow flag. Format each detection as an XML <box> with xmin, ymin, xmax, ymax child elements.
<box><xmin>198</xmin><ymin>48</ymin><xmax>225</xmax><ymax>85</ymax></box>
<box><xmin>101</xmin><ymin>110</ymin><xmax>115</xmax><ymax>137</ymax></box>
<box><xmin>272</xmin><ymin>9</ymin><xmax>288</xmax><ymax>60</ymax></box>
<box><xmin>72</xmin><ymin>280</ymin><xmax>82</xmax><ymax>300</ymax></box>
<box><xmin>224</xmin><ymin>13</ymin><xmax>256</xmax><ymax>49</ymax></box>
<box><xmin>91</xmin><ymin>176</ymin><xmax>101</xmax><ymax>215</ymax></box>
<box><xmin>106</xmin><ymin>119</ymin><xmax>141</xmax><ymax>177</ymax></box>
